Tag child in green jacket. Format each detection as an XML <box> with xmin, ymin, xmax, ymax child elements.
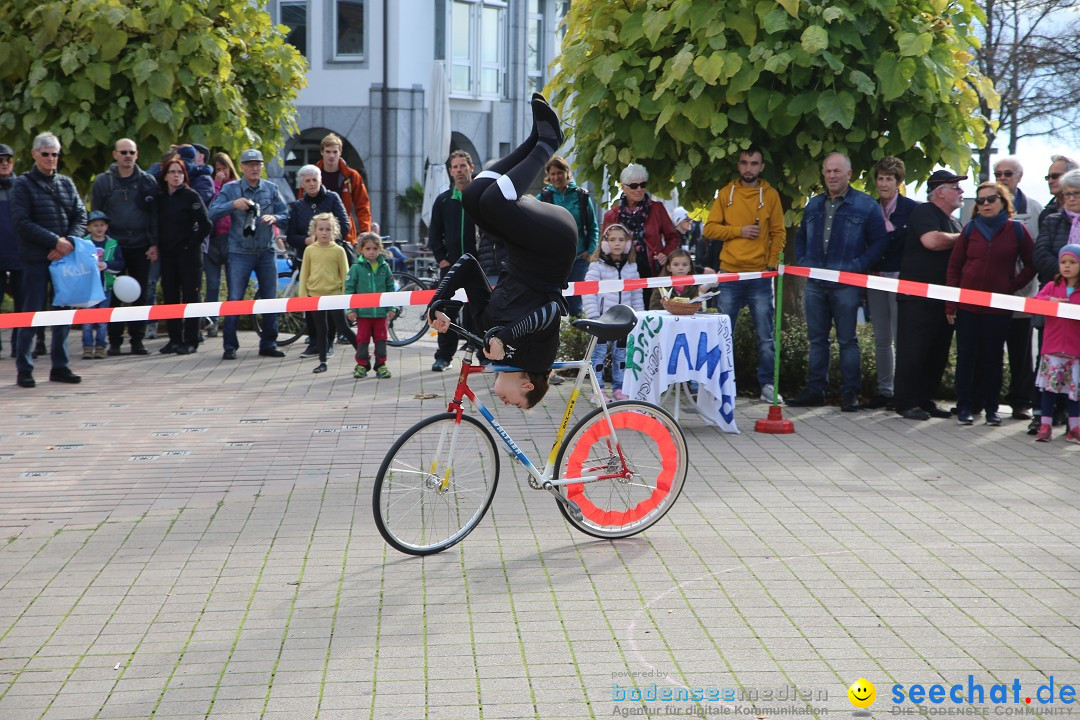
<box><xmin>346</xmin><ymin>232</ymin><xmax>398</xmax><ymax>378</ymax></box>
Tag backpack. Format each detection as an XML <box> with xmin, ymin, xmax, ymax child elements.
<box><xmin>105</xmin><ymin>168</ymin><xmax>159</xmax><ymax>213</ymax></box>
<box><xmin>540</xmin><ymin>186</ymin><xmax>595</xmax><ymax>240</ymax></box>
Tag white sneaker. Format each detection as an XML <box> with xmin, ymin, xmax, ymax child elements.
<box><xmin>760</xmin><ymin>384</ymin><xmax>782</xmax><ymax>403</ymax></box>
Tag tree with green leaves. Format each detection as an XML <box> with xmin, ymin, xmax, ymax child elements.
<box><xmin>0</xmin><ymin>0</ymin><xmax>306</xmax><ymax>189</ymax></box>
<box><xmin>549</xmin><ymin>0</ymin><xmax>997</xmax><ymax>212</ymax></box>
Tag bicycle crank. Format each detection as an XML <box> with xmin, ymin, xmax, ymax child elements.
<box><xmin>543</xmin><ymin>482</ymin><xmax>582</xmax><ymax>521</ymax></box>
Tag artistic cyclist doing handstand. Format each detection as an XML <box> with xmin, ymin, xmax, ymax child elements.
<box><xmin>427</xmin><ymin>94</ymin><xmax>577</xmax><ymax>409</ymax></box>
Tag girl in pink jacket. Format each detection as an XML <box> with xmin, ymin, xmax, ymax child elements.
<box><xmin>1034</xmin><ymin>243</ymin><xmax>1080</xmax><ymax>442</ymax></box>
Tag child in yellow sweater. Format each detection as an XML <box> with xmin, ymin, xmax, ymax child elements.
<box><xmin>298</xmin><ymin>213</ymin><xmax>357</xmax><ymax>373</ymax></box>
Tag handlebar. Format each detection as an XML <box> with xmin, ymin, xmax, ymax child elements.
<box><xmin>427</xmin><ymin>299</ymin><xmax>513</xmax><ymax>357</ymax></box>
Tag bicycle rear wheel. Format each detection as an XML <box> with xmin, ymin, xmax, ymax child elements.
<box><xmin>387</xmin><ymin>272</ymin><xmax>431</xmax><ymax>347</ymax></box>
<box><xmin>553</xmin><ymin>401</ymin><xmax>687</xmax><ymax>539</ymax></box>
<box><xmin>373</xmin><ymin>412</ymin><xmax>500</xmax><ymax>555</ymax></box>
<box><xmin>254</xmin><ymin>270</ymin><xmax>305</xmax><ymax>346</ymax></box>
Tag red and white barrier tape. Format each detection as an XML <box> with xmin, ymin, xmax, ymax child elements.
<box><xmin>2</xmin><ymin>266</ymin><xmax>1076</xmax><ymax>328</ymax></box>
<box><xmin>0</xmin><ymin>270</ymin><xmax>777</xmax><ymax>329</ymax></box>
<box><xmin>782</xmin><ymin>265</ymin><xmax>1080</xmax><ymax>321</ymax></box>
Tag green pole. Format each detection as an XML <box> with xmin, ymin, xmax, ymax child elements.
<box><xmin>770</xmin><ymin>253</ymin><xmax>785</xmax><ymax>407</ymax></box>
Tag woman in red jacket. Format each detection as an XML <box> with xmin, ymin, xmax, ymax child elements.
<box><xmin>602</xmin><ymin>163</ymin><xmax>680</xmax><ymax>307</ymax></box>
<box><xmin>946</xmin><ymin>182</ymin><xmax>1036</xmax><ymax>426</ymax></box>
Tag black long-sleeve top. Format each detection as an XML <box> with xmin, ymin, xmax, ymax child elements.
<box><xmin>158</xmin><ymin>186</ymin><xmax>211</xmax><ymax>255</ymax></box>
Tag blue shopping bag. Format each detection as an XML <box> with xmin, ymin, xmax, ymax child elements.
<box><xmin>50</xmin><ymin>237</ymin><xmax>106</xmax><ymax>308</ymax></box>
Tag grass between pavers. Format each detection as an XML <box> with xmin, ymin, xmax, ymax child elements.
<box><xmin>0</xmin><ymin>516</ymin><xmax>147</xmax><ymax>714</ymax></box>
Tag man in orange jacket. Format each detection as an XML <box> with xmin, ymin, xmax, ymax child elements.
<box><xmin>311</xmin><ymin>133</ymin><xmax>371</xmax><ymax>245</ymax></box>
<box><xmin>704</xmin><ymin>145</ymin><xmax>786</xmax><ymax>403</ymax></box>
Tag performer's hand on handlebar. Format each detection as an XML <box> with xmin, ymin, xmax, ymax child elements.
<box><xmin>429</xmin><ymin>311</ymin><xmax>451</xmax><ymax>334</ymax></box>
<box><xmin>483</xmin><ymin>336</ymin><xmax>506</xmax><ymax>361</ymax></box>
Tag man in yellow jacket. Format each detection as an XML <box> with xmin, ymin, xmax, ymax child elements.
<box><xmin>704</xmin><ymin>145</ymin><xmax>786</xmax><ymax>402</ymax></box>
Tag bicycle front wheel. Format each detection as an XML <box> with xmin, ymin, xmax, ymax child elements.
<box><xmin>553</xmin><ymin>401</ymin><xmax>687</xmax><ymax>539</ymax></box>
<box><xmin>373</xmin><ymin>413</ymin><xmax>500</xmax><ymax>555</ymax></box>
<box><xmin>387</xmin><ymin>272</ymin><xmax>431</xmax><ymax>347</ymax></box>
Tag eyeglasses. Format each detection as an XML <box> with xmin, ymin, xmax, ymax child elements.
<box><xmin>0</xmin><ymin>157</ymin><xmax>12</xmax><ymax>163</ymax></box>
<box><xmin>1063</xmin><ymin>191</ymin><xmax>1080</xmax><ymax>200</ymax></box>
<box><xmin>1046</xmin><ymin>173</ymin><xmax>1064</xmax><ymax>181</ymax></box>
<box><xmin>116</xmin><ymin>150</ymin><xmax>136</xmax><ymax>155</ymax></box>
<box><xmin>624</xmin><ymin>182</ymin><xmax>647</xmax><ymax>190</ymax></box>
<box><xmin>39</xmin><ymin>152</ymin><xmax>60</xmax><ymax>158</ymax></box>
<box><xmin>974</xmin><ymin>195</ymin><xmax>1000</xmax><ymax>205</ymax></box>
<box><xmin>993</xmin><ymin>170</ymin><xmax>1015</xmax><ymax>178</ymax></box>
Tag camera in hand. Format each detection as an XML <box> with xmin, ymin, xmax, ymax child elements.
<box><xmin>243</xmin><ymin>199</ymin><xmax>261</xmax><ymax>237</ymax></box>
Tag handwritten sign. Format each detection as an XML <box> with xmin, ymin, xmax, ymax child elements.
<box><xmin>623</xmin><ymin>311</ymin><xmax>738</xmax><ymax>433</ymax></box>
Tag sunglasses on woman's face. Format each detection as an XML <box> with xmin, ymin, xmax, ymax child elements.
<box><xmin>624</xmin><ymin>182</ymin><xmax>647</xmax><ymax>190</ymax></box>
<box><xmin>974</xmin><ymin>195</ymin><xmax>1000</xmax><ymax>206</ymax></box>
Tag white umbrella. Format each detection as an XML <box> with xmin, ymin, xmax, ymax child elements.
<box><xmin>421</xmin><ymin>60</ymin><xmax>451</xmax><ymax>228</ymax></box>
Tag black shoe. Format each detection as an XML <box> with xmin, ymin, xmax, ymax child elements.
<box><xmin>32</xmin><ymin>342</ymin><xmax>47</xmax><ymax>358</ymax></box>
<box><xmin>957</xmin><ymin>410</ymin><xmax>974</xmax><ymax>425</ymax></box>
<box><xmin>16</xmin><ymin>373</ymin><xmax>35</xmax><ymax>388</ymax></box>
<box><xmin>175</xmin><ymin>345</ymin><xmax>191</xmax><ymax>356</ymax></box>
<box><xmin>786</xmin><ymin>390</ymin><xmax>825</xmax><ymax>407</ymax></box>
<box><xmin>1011</xmin><ymin>407</ymin><xmax>1033</xmax><ymax>420</ymax></box>
<box><xmin>900</xmin><ymin>407</ymin><xmax>931</xmax><ymax>421</ymax></box>
<box><xmin>299</xmin><ymin>345</ymin><xmax>319</xmax><ymax>359</ymax></box>
<box><xmin>1027</xmin><ymin>417</ymin><xmax>1041</xmax><ymax>435</ymax></box>
<box><xmin>863</xmin><ymin>393</ymin><xmax>893</xmax><ymax>410</ymax></box>
<box><xmin>926</xmin><ymin>407</ymin><xmax>952</xmax><ymax>419</ymax></box>
<box><xmin>841</xmin><ymin>392</ymin><xmax>860</xmax><ymax>412</ymax></box>
<box><xmin>313</xmin><ymin>363</ymin><xmax>327</xmax><ymax>374</ymax></box>
<box><xmin>107</xmin><ymin>345</ymin><xmax>122</xmax><ymax>356</ymax></box>
<box><xmin>431</xmin><ymin>358</ymin><xmax>450</xmax><ymax>372</ymax></box>
<box><xmin>985</xmin><ymin>412</ymin><xmax>1002</xmax><ymax>426</ymax></box>
<box><xmin>159</xmin><ymin>343</ymin><xmax>178</xmax><ymax>354</ymax></box>
<box><xmin>49</xmin><ymin>368</ymin><xmax>82</xmax><ymax>384</ymax></box>
<box><xmin>258</xmin><ymin>348</ymin><xmax>286</xmax><ymax>358</ymax></box>
<box><xmin>222</xmin><ymin>349</ymin><xmax>237</xmax><ymax>360</ymax></box>
<box><xmin>130</xmin><ymin>341</ymin><xmax>148</xmax><ymax>356</ymax></box>
<box><xmin>531</xmin><ymin>93</ymin><xmax>564</xmax><ymax>148</ymax></box>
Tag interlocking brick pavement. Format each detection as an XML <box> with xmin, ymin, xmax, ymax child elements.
<box><xmin>1</xmin><ymin>329</ymin><xmax>1078</xmax><ymax>719</ymax></box>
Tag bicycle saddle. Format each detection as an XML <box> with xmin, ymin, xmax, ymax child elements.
<box><xmin>571</xmin><ymin>303</ymin><xmax>638</xmax><ymax>341</ymax></box>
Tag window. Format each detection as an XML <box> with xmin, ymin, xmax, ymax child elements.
<box><xmin>527</xmin><ymin>0</ymin><xmax>544</xmax><ymax>94</ymax></box>
<box><xmin>279</xmin><ymin>0</ymin><xmax>307</xmax><ymax>57</ymax></box>
<box><xmin>450</xmin><ymin>0</ymin><xmax>506</xmax><ymax>98</ymax></box>
<box><xmin>335</xmin><ymin>0</ymin><xmax>365</xmax><ymax>59</ymax></box>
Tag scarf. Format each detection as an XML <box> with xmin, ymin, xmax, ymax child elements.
<box><xmin>617</xmin><ymin>194</ymin><xmax>651</xmax><ymax>256</ymax></box>
<box><xmin>0</xmin><ymin>177</ymin><xmax>11</xmax><ymax>191</ymax></box>
<box><xmin>1013</xmin><ymin>187</ymin><xmax>1028</xmax><ymax>215</ymax></box>
<box><xmin>880</xmin><ymin>194</ymin><xmax>898</xmax><ymax>233</ymax></box>
<box><xmin>1066</xmin><ymin>210</ymin><xmax>1080</xmax><ymax>244</ymax></box>
<box><xmin>972</xmin><ymin>211</ymin><xmax>1008</xmax><ymax>242</ymax></box>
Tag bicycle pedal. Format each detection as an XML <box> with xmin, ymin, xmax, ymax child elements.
<box><xmin>544</xmin><ymin>483</ymin><xmax>582</xmax><ymax>520</ymax></box>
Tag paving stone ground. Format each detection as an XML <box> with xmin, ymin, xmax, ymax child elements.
<box><xmin>0</xmin><ymin>328</ymin><xmax>1078</xmax><ymax>720</ymax></box>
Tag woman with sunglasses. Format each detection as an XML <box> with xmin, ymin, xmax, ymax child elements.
<box><xmin>946</xmin><ymin>182</ymin><xmax>1036</xmax><ymax>426</ymax></box>
<box><xmin>601</xmin><ymin>164</ymin><xmax>680</xmax><ymax>307</ymax></box>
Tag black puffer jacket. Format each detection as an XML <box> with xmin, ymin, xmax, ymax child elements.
<box><xmin>285</xmin><ymin>187</ymin><xmax>350</xmax><ymax>260</ymax></box>
<box><xmin>1034</xmin><ymin>212</ymin><xmax>1072</xmax><ymax>283</ymax></box>
<box><xmin>11</xmin><ymin>167</ymin><xmax>87</xmax><ymax>263</ymax></box>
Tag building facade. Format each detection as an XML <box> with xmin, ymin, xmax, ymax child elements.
<box><xmin>270</xmin><ymin>0</ymin><xmax>568</xmax><ymax>240</ymax></box>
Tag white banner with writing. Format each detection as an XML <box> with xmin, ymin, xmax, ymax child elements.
<box><xmin>622</xmin><ymin>311</ymin><xmax>739</xmax><ymax>433</ymax></box>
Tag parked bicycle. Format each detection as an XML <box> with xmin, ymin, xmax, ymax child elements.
<box><xmin>372</xmin><ymin>303</ymin><xmax>688</xmax><ymax>556</ymax></box>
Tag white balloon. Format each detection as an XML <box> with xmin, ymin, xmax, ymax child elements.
<box><xmin>112</xmin><ymin>275</ymin><xmax>142</xmax><ymax>304</ymax></box>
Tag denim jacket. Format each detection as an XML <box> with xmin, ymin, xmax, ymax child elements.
<box><xmin>794</xmin><ymin>186</ymin><xmax>889</xmax><ymax>273</ymax></box>
<box><xmin>208</xmin><ymin>178</ymin><xmax>289</xmax><ymax>254</ymax></box>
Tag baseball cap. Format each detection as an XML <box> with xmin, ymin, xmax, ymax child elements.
<box><xmin>88</xmin><ymin>210</ymin><xmax>109</xmax><ymax>223</ymax></box>
<box><xmin>191</xmin><ymin>143</ymin><xmax>210</xmax><ymax>160</ymax></box>
<box><xmin>176</xmin><ymin>145</ymin><xmax>196</xmax><ymax>161</ymax></box>
<box><xmin>240</xmin><ymin>149</ymin><xmax>264</xmax><ymax>164</ymax></box>
<box><xmin>672</xmin><ymin>206</ymin><xmax>690</xmax><ymax>225</ymax></box>
<box><xmin>927</xmin><ymin>169</ymin><xmax>967</xmax><ymax>189</ymax></box>
<box><xmin>0</xmin><ymin>143</ymin><xmax>13</xmax><ymax>158</ymax></box>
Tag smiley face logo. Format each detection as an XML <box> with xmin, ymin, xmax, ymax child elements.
<box><xmin>848</xmin><ymin>678</ymin><xmax>876</xmax><ymax>709</ymax></box>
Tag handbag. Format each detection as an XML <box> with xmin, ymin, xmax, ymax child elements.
<box><xmin>51</xmin><ymin>237</ymin><xmax>106</xmax><ymax>308</ymax></box>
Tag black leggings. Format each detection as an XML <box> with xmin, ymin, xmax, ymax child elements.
<box><xmin>312</xmin><ymin>309</ymin><xmax>355</xmax><ymax>363</ymax></box>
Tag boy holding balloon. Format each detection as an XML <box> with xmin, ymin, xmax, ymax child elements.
<box><xmin>82</xmin><ymin>210</ymin><xmax>125</xmax><ymax>359</ymax></box>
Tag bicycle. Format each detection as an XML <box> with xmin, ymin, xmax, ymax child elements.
<box><xmin>253</xmin><ymin>249</ymin><xmax>305</xmax><ymax>346</ymax></box>
<box><xmin>387</xmin><ymin>271</ymin><xmax>433</xmax><ymax>347</ymax></box>
<box><xmin>372</xmin><ymin>302</ymin><xmax>689</xmax><ymax>556</ymax></box>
